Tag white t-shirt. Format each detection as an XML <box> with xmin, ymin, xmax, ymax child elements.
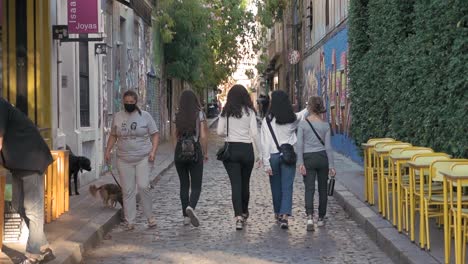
<box><xmin>111</xmin><ymin>110</ymin><xmax>158</xmax><ymax>162</ymax></box>
<box><xmin>217</xmin><ymin>109</ymin><xmax>261</xmax><ymax>158</ymax></box>
<box><xmin>260</xmin><ymin>108</ymin><xmax>308</xmax><ymax>170</ymax></box>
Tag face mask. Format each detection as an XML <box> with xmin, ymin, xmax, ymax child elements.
<box><xmin>124</xmin><ymin>104</ymin><xmax>136</xmax><ymax>113</ymax></box>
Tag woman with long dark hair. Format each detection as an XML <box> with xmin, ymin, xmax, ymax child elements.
<box><xmin>105</xmin><ymin>90</ymin><xmax>159</xmax><ymax>230</ymax></box>
<box><xmin>260</xmin><ymin>90</ymin><xmax>308</xmax><ymax>229</ymax></box>
<box><xmin>217</xmin><ymin>84</ymin><xmax>260</xmax><ymax>230</ymax></box>
<box><xmin>297</xmin><ymin>96</ymin><xmax>336</xmax><ymax>231</ymax></box>
<box><xmin>172</xmin><ymin>90</ymin><xmax>208</xmax><ymax>227</ymax></box>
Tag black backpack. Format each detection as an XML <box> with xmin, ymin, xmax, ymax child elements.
<box><xmin>177</xmin><ymin>133</ymin><xmax>199</xmax><ymax>162</ymax></box>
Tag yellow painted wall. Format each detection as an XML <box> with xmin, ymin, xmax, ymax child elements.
<box><xmin>1</xmin><ymin>0</ymin><xmax>52</xmax><ymax>145</ymax></box>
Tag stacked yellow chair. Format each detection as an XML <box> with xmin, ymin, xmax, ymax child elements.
<box><xmin>362</xmin><ymin>138</ymin><xmax>395</xmax><ymax>206</ymax></box>
<box><xmin>375</xmin><ymin>142</ymin><xmax>412</xmax><ymax>220</ymax></box>
<box><xmin>427</xmin><ymin>159</ymin><xmax>468</xmax><ymax>263</ymax></box>
<box><xmin>445</xmin><ymin>162</ymin><xmax>468</xmax><ymax>264</ymax></box>
<box><xmin>395</xmin><ymin>147</ymin><xmax>433</xmax><ymax>241</ymax></box>
<box><xmin>407</xmin><ymin>153</ymin><xmax>451</xmax><ymax>249</ymax></box>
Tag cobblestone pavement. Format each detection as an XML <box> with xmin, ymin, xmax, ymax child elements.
<box><xmin>84</xmin><ymin>129</ymin><xmax>393</xmax><ymax>264</ymax></box>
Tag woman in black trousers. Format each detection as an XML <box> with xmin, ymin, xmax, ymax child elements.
<box><xmin>173</xmin><ymin>90</ymin><xmax>208</xmax><ymax>227</ymax></box>
<box><xmin>217</xmin><ymin>85</ymin><xmax>260</xmax><ymax>230</ymax></box>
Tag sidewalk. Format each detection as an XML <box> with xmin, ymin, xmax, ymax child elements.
<box><xmin>0</xmin><ymin>118</ymin><xmax>221</xmax><ymax>264</ymax></box>
<box><xmin>332</xmin><ymin>152</ymin><xmax>459</xmax><ymax>264</ymax></box>
<box><xmin>0</xmin><ymin>140</ymin><xmax>174</xmax><ymax>264</ymax></box>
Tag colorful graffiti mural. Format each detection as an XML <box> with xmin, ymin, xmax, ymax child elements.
<box><xmin>302</xmin><ymin>27</ymin><xmax>361</xmax><ymax>163</ymax></box>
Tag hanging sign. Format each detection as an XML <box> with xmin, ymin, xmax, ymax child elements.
<box><xmin>288</xmin><ymin>50</ymin><xmax>300</xmax><ymax>65</ymax></box>
<box><xmin>68</xmin><ymin>0</ymin><xmax>99</xmax><ymax>34</ymax></box>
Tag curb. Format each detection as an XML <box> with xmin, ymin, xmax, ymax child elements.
<box><xmin>333</xmin><ymin>181</ymin><xmax>440</xmax><ymax>264</ymax></box>
<box><xmin>50</xmin><ymin>157</ymin><xmax>175</xmax><ymax>264</ymax></box>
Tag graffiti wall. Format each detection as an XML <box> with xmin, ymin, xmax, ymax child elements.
<box><xmin>302</xmin><ymin>27</ymin><xmax>361</xmax><ymax>163</ymax></box>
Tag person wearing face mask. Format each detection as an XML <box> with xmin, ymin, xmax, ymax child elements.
<box><xmin>105</xmin><ymin>90</ymin><xmax>160</xmax><ymax>230</ymax></box>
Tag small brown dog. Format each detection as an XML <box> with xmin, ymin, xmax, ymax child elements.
<box><xmin>89</xmin><ymin>184</ymin><xmax>123</xmax><ymax>208</ymax></box>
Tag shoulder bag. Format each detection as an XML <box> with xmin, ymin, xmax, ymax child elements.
<box><xmin>216</xmin><ymin>117</ymin><xmax>230</xmax><ymax>161</ymax></box>
<box><xmin>266</xmin><ymin>118</ymin><xmax>297</xmax><ymax>166</ymax></box>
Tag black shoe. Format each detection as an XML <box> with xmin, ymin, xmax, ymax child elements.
<box><xmin>280</xmin><ymin>219</ymin><xmax>289</xmax><ymax>229</ymax></box>
<box><xmin>236</xmin><ymin>219</ymin><xmax>244</xmax><ymax>230</ymax></box>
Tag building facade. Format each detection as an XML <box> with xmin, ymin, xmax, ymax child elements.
<box><xmin>0</xmin><ymin>0</ymin><xmax>168</xmax><ymax>186</ymax></box>
<box><xmin>301</xmin><ymin>0</ymin><xmax>360</xmax><ymax>162</ymax></box>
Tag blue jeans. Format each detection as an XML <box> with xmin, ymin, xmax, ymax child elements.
<box><xmin>11</xmin><ymin>171</ymin><xmax>49</xmax><ymax>256</ymax></box>
<box><xmin>269</xmin><ymin>153</ymin><xmax>296</xmax><ymax>216</ymax></box>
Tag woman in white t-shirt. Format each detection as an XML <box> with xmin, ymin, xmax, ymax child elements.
<box><xmin>217</xmin><ymin>85</ymin><xmax>260</xmax><ymax>230</ymax></box>
<box><xmin>260</xmin><ymin>90</ymin><xmax>308</xmax><ymax>229</ymax></box>
<box><xmin>105</xmin><ymin>90</ymin><xmax>159</xmax><ymax>231</ymax></box>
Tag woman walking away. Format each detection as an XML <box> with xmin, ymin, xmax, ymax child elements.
<box><xmin>217</xmin><ymin>84</ymin><xmax>260</xmax><ymax>230</ymax></box>
<box><xmin>260</xmin><ymin>90</ymin><xmax>308</xmax><ymax>229</ymax></box>
<box><xmin>297</xmin><ymin>96</ymin><xmax>336</xmax><ymax>231</ymax></box>
<box><xmin>173</xmin><ymin>90</ymin><xmax>208</xmax><ymax>227</ymax></box>
<box><xmin>105</xmin><ymin>90</ymin><xmax>159</xmax><ymax>231</ymax></box>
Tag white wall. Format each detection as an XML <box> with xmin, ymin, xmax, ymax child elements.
<box><xmin>52</xmin><ymin>0</ymin><xmax>105</xmax><ymax>186</ymax></box>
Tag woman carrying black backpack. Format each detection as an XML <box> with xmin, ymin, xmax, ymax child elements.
<box><xmin>173</xmin><ymin>90</ymin><xmax>208</xmax><ymax>227</ymax></box>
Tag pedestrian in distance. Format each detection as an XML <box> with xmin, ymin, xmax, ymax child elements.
<box><xmin>217</xmin><ymin>84</ymin><xmax>260</xmax><ymax>230</ymax></box>
<box><xmin>297</xmin><ymin>96</ymin><xmax>336</xmax><ymax>231</ymax></box>
<box><xmin>260</xmin><ymin>90</ymin><xmax>308</xmax><ymax>229</ymax></box>
<box><xmin>105</xmin><ymin>90</ymin><xmax>159</xmax><ymax>231</ymax></box>
<box><xmin>0</xmin><ymin>97</ymin><xmax>55</xmax><ymax>264</ymax></box>
<box><xmin>172</xmin><ymin>90</ymin><xmax>208</xmax><ymax>227</ymax></box>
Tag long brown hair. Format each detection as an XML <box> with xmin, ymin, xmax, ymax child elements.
<box><xmin>307</xmin><ymin>96</ymin><xmax>326</xmax><ymax>114</ymax></box>
<box><xmin>175</xmin><ymin>90</ymin><xmax>201</xmax><ymax>137</ymax></box>
<box><xmin>221</xmin><ymin>84</ymin><xmax>256</xmax><ymax>118</ymax></box>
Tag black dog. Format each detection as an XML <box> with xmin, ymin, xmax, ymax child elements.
<box><xmin>66</xmin><ymin>146</ymin><xmax>92</xmax><ymax>195</ymax></box>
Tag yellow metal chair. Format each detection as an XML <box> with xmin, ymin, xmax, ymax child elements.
<box><xmin>446</xmin><ymin>163</ymin><xmax>468</xmax><ymax>264</ymax></box>
<box><xmin>363</xmin><ymin>138</ymin><xmax>395</xmax><ymax>205</ymax></box>
<box><xmin>374</xmin><ymin>141</ymin><xmax>405</xmax><ymax>215</ymax></box>
<box><xmin>428</xmin><ymin>159</ymin><xmax>468</xmax><ymax>263</ymax></box>
<box><xmin>378</xmin><ymin>143</ymin><xmax>412</xmax><ymax>221</ymax></box>
<box><xmin>388</xmin><ymin>146</ymin><xmax>414</xmax><ymax>226</ymax></box>
<box><xmin>395</xmin><ymin>147</ymin><xmax>433</xmax><ymax>241</ymax></box>
<box><xmin>406</xmin><ymin>153</ymin><xmax>451</xmax><ymax>250</ymax></box>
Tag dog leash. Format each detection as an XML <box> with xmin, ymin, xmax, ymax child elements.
<box><xmin>103</xmin><ymin>164</ymin><xmax>122</xmax><ymax>190</ymax></box>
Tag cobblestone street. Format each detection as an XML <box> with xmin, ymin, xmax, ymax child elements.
<box><xmin>84</xmin><ymin>129</ymin><xmax>393</xmax><ymax>264</ymax></box>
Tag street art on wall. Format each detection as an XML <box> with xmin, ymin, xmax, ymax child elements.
<box><xmin>303</xmin><ymin>27</ymin><xmax>360</xmax><ymax>163</ymax></box>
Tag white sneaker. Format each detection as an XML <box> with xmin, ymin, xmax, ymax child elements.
<box><xmin>147</xmin><ymin>217</ymin><xmax>157</xmax><ymax>228</ymax></box>
<box><xmin>317</xmin><ymin>217</ymin><xmax>325</xmax><ymax>227</ymax></box>
<box><xmin>307</xmin><ymin>219</ymin><xmax>315</xmax><ymax>231</ymax></box>
<box><xmin>185</xmin><ymin>206</ymin><xmax>200</xmax><ymax>227</ymax></box>
<box><xmin>183</xmin><ymin>217</ymin><xmax>191</xmax><ymax>226</ymax></box>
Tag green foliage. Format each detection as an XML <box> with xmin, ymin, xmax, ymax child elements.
<box><xmin>349</xmin><ymin>0</ymin><xmax>468</xmax><ymax>157</ymax></box>
<box><xmin>158</xmin><ymin>0</ymin><xmax>257</xmax><ymax>91</ymax></box>
<box><xmin>255</xmin><ymin>0</ymin><xmax>285</xmax><ymax>28</ymax></box>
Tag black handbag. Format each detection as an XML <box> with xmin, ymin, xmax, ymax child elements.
<box><xmin>266</xmin><ymin>118</ymin><xmax>297</xmax><ymax>166</ymax></box>
<box><xmin>216</xmin><ymin>117</ymin><xmax>230</xmax><ymax>161</ymax></box>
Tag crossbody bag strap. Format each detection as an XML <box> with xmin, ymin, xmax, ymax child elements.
<box><xmin>226</xmin><ymin>116</ymin><xmax>229</xmax><ymax>138</ymax></box>
<box><xmin>306</xmin><ymin>119</ymin><xmax>325</xmax><ymax>146</ymax></box>
<box><xmin>266</xmin><ymin>118</ymin><xmax>281</xmax><ymax>152</ymax></box>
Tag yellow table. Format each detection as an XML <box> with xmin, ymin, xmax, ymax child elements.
<box><xmin>441</xmin><ymin>169</ymin><xmax>468</xmax><ymax>264</ymax></box>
